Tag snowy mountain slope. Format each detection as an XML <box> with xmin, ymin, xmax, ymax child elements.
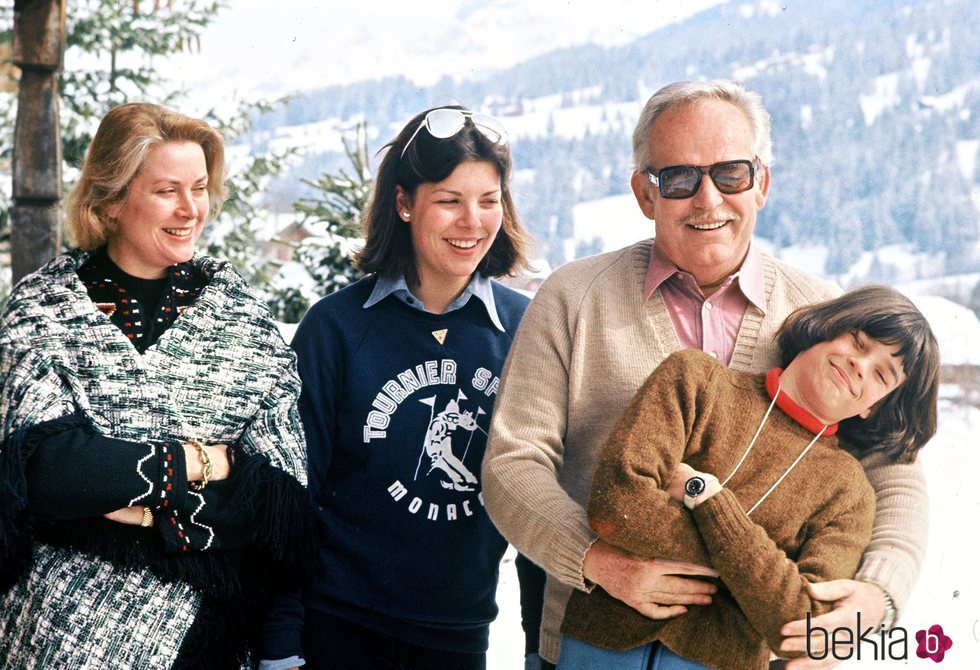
<box><xmin>163</xmin><ymin>0</ymin><xmax>725</xmax><ymax>106</ymax></box>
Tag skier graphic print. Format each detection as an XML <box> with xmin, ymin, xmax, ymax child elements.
<box><xmin>362</xmin><ymin>357</ymin><xmax>500</xmax><ymax>524</ymax></box>
<box><xmin>416</xmin><ymin>393</ymin><xmax>485</xmax><ymax>492</ymax></box>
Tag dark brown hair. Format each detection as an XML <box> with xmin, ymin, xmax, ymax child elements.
<box><xmin>354</xmin><ymin>105</ymin><xmax>532</xmax><ymax>286</ymax></box>
<box><xmin>777</xmin><ymin>284</ymin><xmax>940</xmax><ymax>463</ymax></box>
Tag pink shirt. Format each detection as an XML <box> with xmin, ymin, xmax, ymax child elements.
<box><xmin>643</xmin><ymin>242</ymin><xmax>767</xmax><ymax>366</ymax></box>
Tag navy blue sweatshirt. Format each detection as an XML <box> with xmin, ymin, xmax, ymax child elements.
<box><xmin>283</xmin><ymin>274</ymin><xmax>529</xmax><ymax>655</ymax></box>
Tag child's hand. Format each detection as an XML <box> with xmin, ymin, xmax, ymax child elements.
<box><xmin>668</xmin><ymin>463</ymin><xmax>723</xmax><ymax>507</ymax></box>
<box><xmin>667</xmin><ymin>462</ymin><xmax>699</xmax><ymax>502</ymax></box>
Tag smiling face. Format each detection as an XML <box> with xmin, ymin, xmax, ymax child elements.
<box><xmin>106</xmin><ymin>141</ymin><xmax>209</xmax><ymax>279</ymax></box>
<box><xmin>783</xmin><ymin>330</ymin><xmax>908</xmax><ymax>424</ymax></box>
<box><xmin>396</xmin><ymin>160</ymin><xmax>503</xmax><ymax>308</ymax></box>
<box><xmin>631</xmin><ymin>98</ymin><xmax>770</xmax><ymax>290</ymax></box>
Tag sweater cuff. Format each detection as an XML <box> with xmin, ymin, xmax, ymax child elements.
<box><xmin>133</xmin><ymin>439</ymin><xmax>187</xmax><ymax>509</ymax></box>
<box><xmin>855</xmin><ymin>555</ymin><xmax>915</xmax><ymax>618</ymax></box>
<box><xmin>690</xmin><ymin>487</ymin><xmax>754</xmax><ymax>547</ymax></box>
<box><xmin>549</xmin><ymin>517</ymin><xmax>599</xmax><ymax>592</ymax></box>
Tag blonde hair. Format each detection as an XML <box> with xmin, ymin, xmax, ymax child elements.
<box><xmin>66</xmin><ymin>102</ymin><xmax>227</xmax><ymax>250</ymax></box>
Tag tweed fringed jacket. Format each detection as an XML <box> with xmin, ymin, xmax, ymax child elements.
<box><xmin>0</xmin><ymin>250</ymin><xmax>316</xmax><ymax>670</ymax></box>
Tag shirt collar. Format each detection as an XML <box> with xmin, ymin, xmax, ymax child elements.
<box><xmin>643</xmin><ymin>241</ymin><xmax>767</xmax><ymax>314</ymax></box>
<box><xmin>738</xmin><ymin>244</ymin><xmax>767</xmax><ymax>314</ymax></box>
<box><xmin>363</xmin><ymin>272</ymin><xmax>505</xmax><ymax>332</ymax></box>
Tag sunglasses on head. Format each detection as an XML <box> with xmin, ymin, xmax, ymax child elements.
<box><xmin>645</xmin><ymin>158</ymin><xmax>762</xmax><ymax>199</ymax></box>
<box><xmin>400</xmin><ymin>108</ymin><xmax>509</xmax><ymax>160</ymax></box>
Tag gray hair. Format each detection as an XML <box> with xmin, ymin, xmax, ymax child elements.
<box><xmin>631</xmin><ymin>80</ymin><xmax>773</xmax><ymax>171</ymax></box>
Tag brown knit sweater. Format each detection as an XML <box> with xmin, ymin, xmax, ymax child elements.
<box><xmin>560</xmin><ymin>349</ymin><xmax>875</xmax><ymax>670</ymax></box>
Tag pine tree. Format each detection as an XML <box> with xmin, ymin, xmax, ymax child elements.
<box><xmin>270</xmin><ymin>121</ymin><xmax>371</xmax><ymax>322</ymax></box>
<box><xmin>0</xmin><ymin>1</ymin><xmax>303</xmax><ymax>312</ymax></box>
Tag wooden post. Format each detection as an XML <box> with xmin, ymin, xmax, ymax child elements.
<box><xmin>11</xmin><ymin>0</ymin><xmax>67</xmax><ymax>283</ymax></box>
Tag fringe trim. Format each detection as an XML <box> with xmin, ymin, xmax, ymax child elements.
<box><xmin>0</xmin><ymin>413</ymin><xmax>93</xmax><ymax>591</ymax></box>
<box><xmin>171</xmin><ymin>591</ymin><xmax>257</xmax><ymax>670</ymax></box>
<box><xmin>31</xmin><ymin>454</ymin><xmax>319</xmax><ymax>667</ymax></box>
<box><xmin>231</xmin><ymin>453</ymin><xmax>320</xmax><ymax>583</ymax></box>
<box><xmin>0</xmin><ymin>427</ymin><xmax>33</xmax><ymax>591</ymax></box>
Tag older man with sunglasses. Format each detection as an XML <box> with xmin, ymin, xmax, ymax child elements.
<box><xmin>482</xmin><ymin>80</ymin><xmax>926</xmax><ymax>670</ymax></box>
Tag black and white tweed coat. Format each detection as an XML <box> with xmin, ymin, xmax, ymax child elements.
<box><xmin>0</xmin><ymin>249</ymin><xmax>311</xmax><ymax>669</ymax></box>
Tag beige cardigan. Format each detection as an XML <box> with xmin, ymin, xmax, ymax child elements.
<box><xmin>482</xmin><ymin>240</ymin><xmax>928</xmax><ymax>663</ymax></box>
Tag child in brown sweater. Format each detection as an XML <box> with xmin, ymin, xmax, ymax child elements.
<box><xmin>558</xmin><ymin>285</ymin><xmax>940</xmax><ymax>670</ymax></box>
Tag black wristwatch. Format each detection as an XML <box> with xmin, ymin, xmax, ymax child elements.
<box><xmin>683</xmin><ymin>473</ymin><xmax>719</xmax><ymax>510</ymax></box>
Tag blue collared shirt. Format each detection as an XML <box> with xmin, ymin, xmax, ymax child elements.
<box><xmin>363</xmin><ymin>272</ymin><xmax>505</xmax><ymax>332</ymax></box>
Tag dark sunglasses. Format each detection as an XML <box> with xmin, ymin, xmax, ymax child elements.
<box><xmin>645</xmin><ymin>158</ymin><xmax>762</xmax><ymax>199</ymax></box>
<box><xmin>400</xmin><ymin>108</ymin><xmax>508</xmax><ymax>160</ymax></box>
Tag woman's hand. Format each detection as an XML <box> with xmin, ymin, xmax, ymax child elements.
<box><xmin>104</xmin><ymin>505</ymin><xmax>149</xmax><ymax>525</ymax></box>
<box><xmin>667</xmin><ymin>463</ymin><xmax>722</xmax><ymax>506</ymax></box>
<box><xmin>183</xmin><ymin>441</ymin><xmax>233</xmax><ymax>483</ymax></box>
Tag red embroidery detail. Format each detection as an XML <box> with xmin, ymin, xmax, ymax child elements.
<box><xmin>94</xmin><ymin>302</ymin><xmax>116</xmax><ymax>317</ymax></box>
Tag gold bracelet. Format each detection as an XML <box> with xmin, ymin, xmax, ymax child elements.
<box><xmin>186</xmin><ymin>438</ymin><xmax>212</xmax><ymax>491</ymax></box>
<box><xmin>140</xmin><ymin>506</ymin><xmax>154</xmax><ymax>527</ymax></box>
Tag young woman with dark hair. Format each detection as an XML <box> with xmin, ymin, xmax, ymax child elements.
<box><xmin>263</xmin><ymin>106</ymin><xmax>534</xmax><ymax>670</ymax></box>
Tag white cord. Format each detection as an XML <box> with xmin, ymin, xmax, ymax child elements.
<box><xmin>745</xmin><ymin>425</ymin><xmax>828</xmax><ymax>516</ymax></box>
<box><xmin>721</xmin><ymin>388</ymin><xmax>780</xmax><ymax>487</ymax></box>
<box><xmin>717</xmin><ymin>385</ymin><xmax>830</xmax><ymax>516</ymax></box>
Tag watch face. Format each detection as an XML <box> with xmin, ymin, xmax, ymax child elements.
<box><xmin>685</xmin><ymin>476</ymin><xmax>706</xmax><ymax>497</ymax></box>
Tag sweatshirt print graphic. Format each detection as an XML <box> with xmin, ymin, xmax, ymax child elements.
<box><xmin>365</xmin><ymin>357</ymin><xmax>497</xmax><ymax>523</ymax></box>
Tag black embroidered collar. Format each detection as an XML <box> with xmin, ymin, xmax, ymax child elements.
<box><xmin>77</xmin><ymin>248</ymin><xmax>207</xmax><ymax>353</ymax></box>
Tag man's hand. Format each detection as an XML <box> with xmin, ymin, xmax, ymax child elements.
<box><xmin>582</xmin><ymin>538</ymin><xmax>718</xmax><ymax>620</ymax></box>
<box><xmin>779</xmin><ymin>579</ymin><xmax>887</xmax><ymax>669</ymax></box>
<box><xmin>666</xmin><ymin>463</ymin><xmax>698</xmax><ymax>502</ymax></box>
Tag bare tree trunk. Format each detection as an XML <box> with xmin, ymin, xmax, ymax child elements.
<box><xmin>11</xmin><ymin>0</ymin><xmax>66</xmax><ymax>284</ymax></box>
